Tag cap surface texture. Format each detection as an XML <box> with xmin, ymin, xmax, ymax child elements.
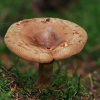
<box><xmin>4</xmin><ymin>18</ymin><xmax>87</xmax><ymax>63</ymax></box>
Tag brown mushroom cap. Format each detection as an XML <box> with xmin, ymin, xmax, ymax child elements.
<box><xmin>4</xmin><ymin>18</ymin><xmax>87</xmax><ymax>63</ymax></box>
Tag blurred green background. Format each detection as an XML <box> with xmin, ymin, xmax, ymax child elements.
<box><xmin>0</xmin><ymin>0</ymin><xmax>100</xmax><ymax>99</ymax></box>
<box><xmin>0</xmin><ymin>0</ymin><xmax>100</xmax><ymax>68</ymax></box>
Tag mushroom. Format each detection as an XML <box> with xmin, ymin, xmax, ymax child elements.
<box><xmin>4</xmin><ymin>18</ymin><xmax>87</xmax><ymax>88</ymax></box>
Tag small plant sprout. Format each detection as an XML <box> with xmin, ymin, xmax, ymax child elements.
<box><xmin>4</xmin><ymin>18</ymin><xmax>87</xmax><ymax>88</ymax></box>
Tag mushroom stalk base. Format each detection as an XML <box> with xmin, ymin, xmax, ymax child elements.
<box><xmin>37</xmin><ymin>61</ymin><xmax>53</xmax><ymax>88</ymax></box>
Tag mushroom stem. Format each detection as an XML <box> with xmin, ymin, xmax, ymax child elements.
<box><xmin>37</xmin><ymin>61</ymin><xmax>53</xmax><ymax>88</ymax></box>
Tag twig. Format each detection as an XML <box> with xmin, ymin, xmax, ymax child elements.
<box><xmin>88</xmin><ymin>74</ymin><xmax>98</xmax><ymax>100</ymax></box>
<box><xmin>0</xmin><ymin>66</ymin><xmax>9</xmax><ymax>73</ymax></box>
<box><xmin>8</xmin><ymin>57</ymin><xmax>20</xmax><ymax>71</ymax></box>
<box><xmin>58</xmin><ymin>84</ymin><xmax>66</xmax><ymax>89</ymax></box>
